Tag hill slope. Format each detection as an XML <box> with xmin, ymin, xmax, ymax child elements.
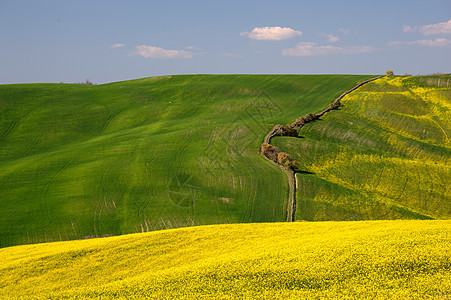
<box><xmin>272</xmin><ymin>75</ymin><xmax>451</xmax><ymax>221</ymax></box>
<box><xmin>1</xmin><ymin>221</ymin><xmax>449</xmax><ymax>299</ymax></box>
<box><xmin>0</xmin><ymin>75</ymin><xmax>373</xmax><ymax>247</ymax></box>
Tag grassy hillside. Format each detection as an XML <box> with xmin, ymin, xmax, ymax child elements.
<box><xmin>272</xmin><ymin>75</ymin><xmax>451</xmax><ymax>221</ymax></box>
<box><xmin>0</xmin><ymin>74</ymin><xmax>373</xmax><ymax>247</ymax></box>
<box><xmin>1</xmin><ymin>220</ymin><xmax>449</xmax><ymax>299</ymax></box>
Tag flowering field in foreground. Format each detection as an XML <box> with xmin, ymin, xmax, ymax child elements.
<box><xmin>1</xmin><ymin>220</ymin><xmax>450</xmax><ymax>299</ymax></box>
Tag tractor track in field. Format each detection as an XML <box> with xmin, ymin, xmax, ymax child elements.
<box><xmin>97</xmin><ymin>111</ymin><xmax>121</xmax><ymax>134</ymax></box>
<box><xmin>262</xmin><ymin>75</ymin><xmax>384</xmax><ymax>222</ymax></box>
<box><xmin>0</xmin><ymin>112</ymin><xmax>29</xmax><ymax>143</ymax></box>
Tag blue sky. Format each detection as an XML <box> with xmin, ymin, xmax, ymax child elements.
<box><xmin>1</xmin><ymin>0</ymin><xmax>450</xmax><ymax>84</ymax></box>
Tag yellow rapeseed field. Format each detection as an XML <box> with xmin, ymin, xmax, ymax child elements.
<box><xmin>278</xmin><ymin>75</ymin><xmax>450</xmax><ymax>221</ymax></box>
<box><xmin>1</xmin><ymin>220</ymin><xmax>450</xmax><ymax>299</ymax></box>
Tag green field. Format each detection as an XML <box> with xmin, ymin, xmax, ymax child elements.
<box><xmin>1</xmin><ymin>220</ymin><xmax>449</xmax><ymax>299</ymax></box>
<box><xmin>0</xmin><ymin>75</ymin><xmax>374</xmax><ymax>247</ymax></box>
<box><xmin>1</xmin><ymin>75</ymin><xmax>450</xmax><ymax>299</ymax></box>
<box><xmin>272</xmin><ymin>75</ymin><xmax>451</xmax><ymax>221</ymax></box>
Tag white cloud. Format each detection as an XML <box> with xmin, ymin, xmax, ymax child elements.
<box><xmin>420</xmin><ymin>19</ymin><xmax>451</xmax><ymax>35</ymax></box>
<box><xmin>388</xmin><ymin>38</ymin><xmax>451</xmax><ymax>47</ymax></box>
<box><xmin>219</xmin><ymin>53</ymin><xmax>242</xmax><ymax>58</ymax></box>
<box><xmin>327</xmin><ymin>34</ymin><xmax>339</xmax><ymax>43</ymax></box>
<box><xmin>402</xmin><ymin>25</ymin><xmax>417</xmax><ymax>33</ymax></box>
<box><xmin>111</xmin><ymin>43</ymin><xmax>125</xmax><ymax>48</ymax></box>
<box><xmin>134</xmin><ymin>45</ymin><xmax>194</xmax><ymax>59</ymax></box>
<box><xmin>403</xmin><ymin>19</ymin><xmax>451</xmax><ymax>35</ymax></box>
<box><xmin>240</xmin><ymin>26</ymin><xmax>302</xmax><ymax>40</ymax></box>
<box><xmin>338</xmin><ymin>28</ymin><xmax>350</xmax><ymax>35</ymax></box>
<box><xmin>282</xmin><ymin>42</ymin><xmax>374</xmax><ymax>56</ymax></box>
<box><xmin>387</xmin><ymin>41</ymin><xmax>403</xmax><ymax>47</ymax></box>
<box><xmin>410</xmin><ymin>38</ymin><xmax>451</xmax><ymax>46</ymax></box>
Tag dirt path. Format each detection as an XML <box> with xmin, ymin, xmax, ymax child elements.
<box><xmin>262</xmin><ymin>75</ymin><xmax>384</xmax><ymax>222</ymax></box>
<box><xmin>264</xmin><ymin>125</ymin><xmax>283</xmax><ymax>144</ymax></box>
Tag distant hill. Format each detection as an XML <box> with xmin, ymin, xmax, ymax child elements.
<box><xmin>1</xmin><ymin>220</ymin><xmax>449</xmax><ymax>298</ymax></box>
<box><xmin>0</xmin><ymin>75</ymin><xmax>373</xmax><ymax>247</ymax></box>
<box><xmin>273</xmin><ymin>75</ymin><xmax>451</xmax><ymax>221</ymax></box>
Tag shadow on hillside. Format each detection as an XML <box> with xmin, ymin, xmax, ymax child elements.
<box><xmin>297</xmin><ymin>170</ymin><xmax>314</xmax><ymax>175</ymax></box>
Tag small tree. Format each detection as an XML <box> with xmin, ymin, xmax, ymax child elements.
<box><xmin>329</xmin><ymin>101</ymin><xmax>340</xmax><ymax>110</ymax></box>
<box><xmin>277</xmin><ymin>152</ymin><xmax>290</xmax><ymax>165</ymax></box>
<box><xmin>276</xmin><ymin>125</ymin><xmax>298</xmax><ymax>137</ymax></box>
<box><xmin>277</xmin><ymin>152</ymin><xmax>299</xmax><ymax>170</ymax></box>
<box><xmin>261</xmin><ymin>143</ymin><xmax>281</xmax><ymax>162</ymax></box>
<box><xmin>385</xmin><ymin>70</ymin><xmax>394</xmax><ymax>76</ymax></box>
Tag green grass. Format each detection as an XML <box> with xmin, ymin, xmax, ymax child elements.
<box><xmin>272</xmin><ymin>75</ymin><xmax>451</xmax><ymax>221</ymax></box>
<box><xmin>1</xmin><ymin>220</ymin><xmax>449</xmax><ymax>299</ymax></box>
<box><xmin>0</xmin><ymin>74</ymin><xmax>374</xmax><ymax>247</ymax></box>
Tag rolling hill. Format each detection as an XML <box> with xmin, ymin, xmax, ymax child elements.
<box><xmin>272</xmin><ymin>75</ymin><xmax>451</xmax><ymax>221</ymax></box>
<box><xmin>1</xmin><ymin>221</ymin><xmax>449</xmax><ymax>299</ymax></box>
<box><xmin>0</xmin><ymin>74</ymin><xmax>374</xmax><ymax>247</ymax></box>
